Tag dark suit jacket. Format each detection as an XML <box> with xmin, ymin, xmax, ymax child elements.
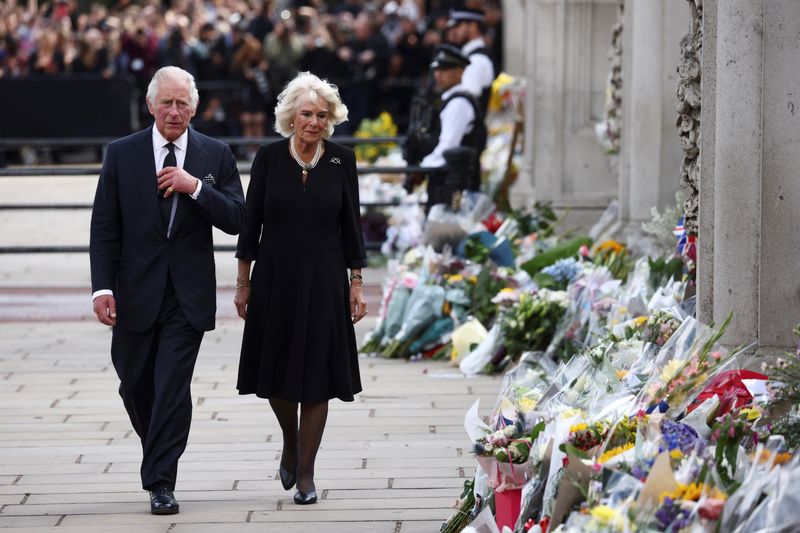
<box><xmin>90</xmin><ymin>126</ymin><xmax>246</xmax><ymax>332</ymax></box>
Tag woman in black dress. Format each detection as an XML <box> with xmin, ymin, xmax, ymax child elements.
<box><xmin>234</xmin><ymin>72</ymin><xmax>368</xmax><ymax>505</ymax></box>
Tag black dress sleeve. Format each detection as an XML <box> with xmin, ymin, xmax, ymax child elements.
<box><xmin>236</xmin><ymin>145</ymin><xmax>269</xmax><ymax>261</ymax></box>
<box><xmin>340</xmin><ymin>146</ymin><xmax>368</xmax><ymax>269</ymax></box>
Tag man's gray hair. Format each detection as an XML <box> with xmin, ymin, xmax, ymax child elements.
<box><xmin>146</xmin><ymin>66</ymin><xmax>200</xmax><ymax>111</ymax></box>
<box><xmin>274</xmin><ymin>72</ymin><xmax>348</xmax><ymax>138</ymax></box>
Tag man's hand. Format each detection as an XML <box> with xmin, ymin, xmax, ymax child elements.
<box><xmin>158</xmin><ymin>167</ymin><xmax>200</xmax><ymax>198</ymax></box>
<box><xmin>93</xmin><ymin>294</ymin><xmax>117</xmax><ymax>326</ymax></box>
<box><xmin>350</xmin><ymin>284</ymin><xmax>367</xmax><ymax>324</ymax></box>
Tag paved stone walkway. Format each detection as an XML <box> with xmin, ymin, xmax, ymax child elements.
<box><xmin>0</xmin><ymin>172</ymin><xmax>500</xmax><ymax>531</ymax></box>
<box><xmin>0</xmin><ymin>318</ymin><xmax>499</xmax><ymax>532</ymax></box>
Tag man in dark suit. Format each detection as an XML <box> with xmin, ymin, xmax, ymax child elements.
<box><xmin>90</xmin><ymin>66</ymin><xmax>245</xmax><ymax>515</ymax></box>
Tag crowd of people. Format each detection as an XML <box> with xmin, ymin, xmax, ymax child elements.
<box><xmin>0</xmin><ymin>0</ymin><xmax>503</xmax><ymax>143</ymax></box>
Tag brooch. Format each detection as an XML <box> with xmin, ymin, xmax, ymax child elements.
<box><xmin>202</xmin><ymin>174</ymin><xmax>216</xmax><ymax>186</ymax></box>
<box><xmin>330</xmin><ymin>157</ymin><xmax>341</xmax><ymax>165</ymax></box>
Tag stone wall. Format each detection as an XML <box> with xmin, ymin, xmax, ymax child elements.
<box><xmin>514</xmin><ymin>0</ymin><xmax>619</xmax><ymax>228</ymax></box>
<box><xmin>699</xmin><ymin>0</ymin><xmax>800</xmax><ymax>356</ymax></box>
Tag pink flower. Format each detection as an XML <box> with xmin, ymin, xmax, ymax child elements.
<box><xmin>728</xmin><ymin>426</ymin><xmax>736</xmax><ymax>438</ymax></box>
<box><xmin>591</xmin><ymin>462</ymin><xmax>602</xmax><ymax>474</ymax></box>
<box><xmin>698</xmin><ymin>498</ymin><xmax>725</xmax><ymax>520</ymax></box>
<box><xmin>579</xmin><ymin>245</ymin><xmax>590</xmax><ymax>257</ymax></box>
<box><xmin>710</xmin><ymin>351</ymin><xmax>722</xmax><ymax>361</ymax></box>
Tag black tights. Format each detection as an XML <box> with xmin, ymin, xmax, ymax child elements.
<box><xmin>269</xmin><ymin>398</ymin><xmax>328</xmax><ymax>493</ymax></box>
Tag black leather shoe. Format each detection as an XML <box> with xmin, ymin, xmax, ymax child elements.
<box><xmin>149</xmin><ymin>485</ymin><xmax>180</xmax><ymax>515</ymax></box>
<box><xmin>293</xmin><ymin>489</ymin><xmax>318</xmax><ymax>505</ymax></box>
<box><xmin>279</xmin><ymin>465</ymin><xmax>297</xmax><ymax>490</ymax></box>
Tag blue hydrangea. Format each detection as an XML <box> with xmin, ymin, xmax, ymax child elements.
<box><xmin>541</xmin><ymin>258</ymin><xmax>581</xmax><ymax>284</ymax></box>
<box><xmin>660</xmin><ymin>419</ymin><xmax>699</xmax><ymax>454</ymax></box>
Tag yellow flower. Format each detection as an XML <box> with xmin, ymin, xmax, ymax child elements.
<box><xmin>598</xmin><ymin>442</ymin><xmax>634</xmax><ymax>463</ymax></box>
<box><xmin>595</xmin><ymin>240</ymin><xmax>625</xmax><ymax>255</ymax></box>
<box><xmin>660</xmin><ymin>359</ymin><xmax>685</xmax><ymax>383</ymax></box>
<box><xmin>499</xmin><ymin>287</ymin><xmax>515</xmax><ymax>293</ymax></box>
<box><xmin>561</xmin><ymin>408</ymin><xmax>586</xmax><ymax>419</ymax></box>
<box><xmin>660</xmin><ymin>482</ymin><xmax>725</xmax><ymax>503</ymax></box>
<box><xmin>669</xmin><ymin>449</ymin><xmax>684</xmax><ymax>460</ymax></box>
<box><xmin>753</xmin><ymin>449</ymin><xmax>793</xmax><ymax>466</ymax></box>
<box><xmin>616</xmin><ymin>369</ymin><xmax>629</xmax><ymax>380</ymax></box>
<box><xmin>468</xmin><ymin>275</ymin><xmax>478</xmax><ymax>284</ymax></box>
<box><xmin>570</xmin><ymin>423</ymin><xmax>588</xmax><ymax>433</ymax></box>
<box><xmin>518</xmin><ymin>397</ymin><xmax>538</xmax><ymax>413</ymax></box>
<box><xmin>740</xmin><ymin>407</ymin><xmax>760</xmax><ymax>421</ymax></box>
<box><xmin>589</xmin><ymin>505</ymin><xmax>628</xmax><ymax>530</ymax></box>
<box><xmin>633</xmin><ymin>316</ymin><xmax>648</xmax><ymax>327</ymax></box>
<box><xmin>447</xmin><ymin>274</ymin><xmax>464</xmax><ymax>284</ymax></box>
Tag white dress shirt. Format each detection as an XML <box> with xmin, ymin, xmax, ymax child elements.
<box><xmin>461</xmin><ymin>38</ymin><xmax>495</xmax><ymax>99</ymax></box>
<box><xmin>420</xmin><ymin>83</ymin><xmax>476</xmax><ymax>168</ymax></box>
<box><xmin>92</xmin><ymin>128</ymin><xmax>201</xmax><ymax>301</ymax></box>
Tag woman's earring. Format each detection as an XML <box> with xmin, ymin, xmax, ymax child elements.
<box><xmin>290</xmin><ymin>123</ymin><xmax>294</xmax><ymax>127</ymax></box>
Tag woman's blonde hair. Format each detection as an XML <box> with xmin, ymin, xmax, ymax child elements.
<box><xmin>274</xmin><ymin>72</ymin><xmax>348</xmax><ymax>138</ymax></box>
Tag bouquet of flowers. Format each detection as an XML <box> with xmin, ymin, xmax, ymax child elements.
<box><xmin>499</xmin><ymin>290</ymin><xmax>568</xmax><ymax>367</ymax></box>
<box><xmin>354</xmin><ymin>111</ymin><xmax>398</xmax><ymax>163</ymax></box>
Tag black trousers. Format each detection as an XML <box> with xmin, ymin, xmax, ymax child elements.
<box><xmin>110</xmin><ymin>279</ymin><xmax>203</xmax><ymax>491</ymax></box>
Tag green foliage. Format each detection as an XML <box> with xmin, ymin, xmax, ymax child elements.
<box><xmin>593</xmin><ymin>249</ymin><xmax>633</xmax><ymax>282</ymax></box>
<box><xmin>521</xmin><ymin>236</ymin><xmax>592</xmax><ymax>277</ymax></box>
<box><xmin>470</xmin><ymin>267</ymin><xmax>508</xmax><ymax>328</ymax></box>
<box><xmin>506</xmin><ymin>202</ymin><xmax>556</xmax><ymax>235</ymax></box>
<box><xmin>648</xmin><ymin>255</ymin><xmax>684</xmax><ymax>288</ymax></box>
<box><xmin>764</xmin><ymin>325</ymin><xmax>800</xmax><ymax>449</ymax></box>
<box><xmin>500</xmin><ymin>293</ymin><xmax>567</xmax><ymax>360</ymax></box>
<box><xmin>463</xmin><ymin>235</ymin><xmax>492</xmax><ymax>264</ymax></box>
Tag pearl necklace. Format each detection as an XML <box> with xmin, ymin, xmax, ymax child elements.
<box><xmin>289</xmin><ymin>134</ymin><xmax>323</xmax><ymax>181</ymax></box>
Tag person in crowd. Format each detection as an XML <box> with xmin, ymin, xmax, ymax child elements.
<box><xmin>90</xmin><ymin>66</ymin><xmax>246</xmax><ymax>515</ymax></box>
<box><xmin>232</xmin><ymin>33</ymin><xmax>273</xmax><ymax>156</ymax></box>
<box><xmin>71</xmin><ymin>27</ymin><xmax>111</xmax><ymax>76</ymax></box>
<box><xmin>263</xmin><ymin>16</ymin><xmax>305</xmax><ymax>97</ymax></box>
<box><xmin>247</xmin><ymin>0</ymin><xmax>274</xmax><ymax>43</ymax></box>
<box><xmin>445</xmin><ymin>6</ymin><xmax>495</xmax><ymax>114</ymax></box>
<box><xmin>28</xmin><ymin>28</ymin><xmax>67</xmax><ymax>75</ymax></box>
<box><xmin>234</xmin><ymin>71</ymin><xmax>367</xmax><ymax>506</ymax></box>
<box><xmin>339</xmin><ymin>9</ymin><xmax>390</xmax><ymax>133</ymax></box>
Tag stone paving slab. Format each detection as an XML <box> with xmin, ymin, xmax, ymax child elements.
<box><xmin>0</xmin><ymin>319</ymin><xmax>499</xmax><ymax>530</ymax></box>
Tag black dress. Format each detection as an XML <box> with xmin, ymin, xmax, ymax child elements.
<box><xmin>236</xmin><ymin>139</ymin><xmax>367</xmax><ymax>402</ymax></box>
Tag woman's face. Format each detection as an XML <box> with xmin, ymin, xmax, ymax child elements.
<box><xmin>292</xmin><ymin>94</ymin><xmax>329</xmax><ymax>144</ymax></box>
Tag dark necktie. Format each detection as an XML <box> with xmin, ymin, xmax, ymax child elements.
<box><xmin>159</xmin><ymin>143</ymin><xmax>176</xmax><ymax>232</ymax></box>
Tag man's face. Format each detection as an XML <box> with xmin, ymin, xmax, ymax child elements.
<box><xmin>433</xmin><ymin>67</ymin><xmax>462</xmax><ymax>92</ymax></box>
<box><xmin>449</xmin><ymin>21</ymin><xmax>468</xmax><ymax>45</ymax></box>
<box><xmin>147</xmin><ymin>77</ymin><xmax>196</xmax><ymax>142</ymax></box>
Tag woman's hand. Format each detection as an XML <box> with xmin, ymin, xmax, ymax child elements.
<box><xmin>234</xmin><ymin>285</ymin><xmax>250</xmax><ymax>320</ymax></box>
<box><xmin>350</xmin><ymin>282</ymin><xmax>367</xmax><ymax>324</ymax></box>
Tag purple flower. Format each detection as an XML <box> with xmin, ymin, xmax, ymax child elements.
<box><xmin>661</xmin><ymin>419</ymin><xmax>699</xmax><ymax>454</ymax></box>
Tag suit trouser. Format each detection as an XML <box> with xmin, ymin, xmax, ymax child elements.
<box><xmin>110</xmin><ymin>279</ymin><xmax>203</xmax><ymax>490</ymax></box>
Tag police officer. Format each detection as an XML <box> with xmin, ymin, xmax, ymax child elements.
<box><xmin>447</xmin><ymin>7</ymin><xmax>496</xmax><ymax>115</ymax></box>
<box><xmin>419</xmin><ymin>44</ymin><xmax>486</xmax><ymax>201</ymax></box>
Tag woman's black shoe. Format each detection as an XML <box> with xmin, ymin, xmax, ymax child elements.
<box><xmin>293</xmin><ymin>489</ymin><xmax>318</xmax><ymax>505</ymax></box>
<box><xmin>279</xmin><ymin>465</ymin><xmax>297</xmax><ymax>490</ymax></box>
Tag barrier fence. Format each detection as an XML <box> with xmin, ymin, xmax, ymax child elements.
<box><xmin>0</xmin><ymin>135</ymin><xmax>439</xmax><ymax>254</ymax></box>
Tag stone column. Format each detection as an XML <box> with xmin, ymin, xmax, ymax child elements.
<box><xmin>699</xmin><ymin>0</ymin><xmax>800</xmax><ymax>356</ymax></box>
<box><xmin>617</xmin><ymin>0</ymin><xmax>687</xmax><ymax>247</ymax></box>
<box><xmin>510</xmin><ymin>0</ymin><xmax>537</xmax><ymax>209</ymax></box>
<box><xmin>502</xmin><ymin>0</ymin><xmax>526</xmax><ymax>76</ymax></box>
<box><xmin>514</xmin><ymin>0</ymin><xmax>620</xmax><ymax>228</ymax></box>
